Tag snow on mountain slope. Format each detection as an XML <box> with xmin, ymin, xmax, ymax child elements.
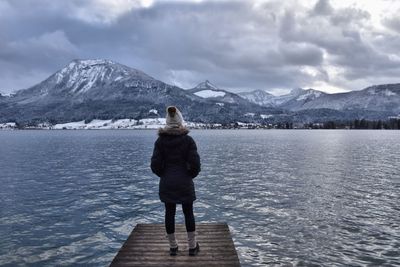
<box><xmin>296</xmin><ymin>90</ymin><xmax>322</xmax><ymax>101</ymax></box>
<box><xmin>188</xmin><ymin>80</ymin><xmax>257</xmax><ymax>106</ymax></box>
<box><xmin>238</xmin><ymin>90</ymin><xmax>276</xmax><ymax>107</ymax></box>
<box><xmin>280</xmin><ymin>88</ymin><xmax>327</xmax><ymax>110</ymax></box>
<box><xmin>195</xmin><ymin>90</ymin><xmax>226</xmax><ymax>98</ymax></box>
<box><xmin>54</xmin><ymin>59</ymin><xmax>154</xmax><ymax>95</ymax></box>
<box><xmin>239</xmin><ymin>87</ymin><xmax>327</xmax><ymax>110</ymax></box>
<box><xmin>271</xmin><ymin>88</ymin><xmax>304</xmax><ymax>106</ymax></box>
<box><xmin>12</xmin><ymin>59</ymin><xmax>165</xmax><ymax>103</ymax></box>
<box><xmin>268</xmin><ymin>84</ymin><xmax>400</xmax><ymax>113</ymax></box>
<box><xmin>51</xmin><ymin>59</ymin><xmax>156</xmax><ymax>96</ymax></box>
<box><xmin>0</xmin><ymin>93</ymin><xmax>7</xmax><ymax>97</ymax></box>
<box><xmin>295</xmin><ymin>84</ymin><xmax>400</xmax><ymax>112</ymax></box>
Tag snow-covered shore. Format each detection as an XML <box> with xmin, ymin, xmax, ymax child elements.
<box><xmin>0</xmin><ymin>122</ymin><xmax>16</xmax><ymax>130</ymax></box>
<box><xmin>0</xmin><ymin>118</ymin><xmax>209</xmax><ymax>130</ymax></box>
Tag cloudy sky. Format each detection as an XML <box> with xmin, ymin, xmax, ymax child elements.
<box><xmin>1</xmin><ymin>0</ymin><xmax>400</xmax><ymax>95</ymax></box>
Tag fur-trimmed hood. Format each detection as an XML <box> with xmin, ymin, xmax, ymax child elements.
<box><xmin>158</xmin><ymin>126</ymin><xmax>189</xmax><ymax>136</ymax></box>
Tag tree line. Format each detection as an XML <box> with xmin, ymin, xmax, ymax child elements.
<box><xmin>304</xmin><ymin>118</ymin><xmax>400</xmax><ymax>129</ymax></box>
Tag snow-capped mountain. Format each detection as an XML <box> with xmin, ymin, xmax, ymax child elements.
<box><xmin>276</xmin><ymin>88</ymin><xmax>327</xmax><ymax>110</ymax></box>
<box><xmin>1</xmin><ymin>59</ymin><xmax>206</xmax><ymax>123</ymax></box>
<box><xmin>293</xmin><ymin>84</ymin><xmax>400</xmax><ymax>113</ymax></box>
<box><xmin>191</xmin><ymin>80</ymin><xmax>227</xmax><ymax>99</ymax></box>
<box><xmin>238</xmin><ymin>90</ymin><xmax>276</xmax><ymax>107</ymax></box>
<box><xmin>239</xmin><ymin>88</ymin><xmax>326</xmax><ymax>108</ymax></box>
<box><xmin>239</xmin><ymin>85</ymin><xmax>400</xmax><ymax>114</ymax></box>
<box><xmin>1</xmin><ymin>59</ymin><xmax>399</xmax><ymax>125</ymax></box>
<box><xmin>188</xmin><ymin>80</ymin><xmax>252</xmax><ymax>106</ymax></box>
<box><xmin>14</xmin><ymin>59</ymin><xmax>187</xmax><ymax>102</ymax></box>
<box><xmin>54</xmin><ymin>59</ymin><xmax>154</xmax><ymax>96</ymax></box>
<box><xmin>0</xmin><ymin>59</ymin><xmax>280</xmax><ymax>124</ymax></box>
<box><xmin>193</xmin><ymin>80</ymin><xmax>219</xmax><ymax>91</ymax></box>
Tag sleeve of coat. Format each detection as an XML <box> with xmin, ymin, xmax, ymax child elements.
<box><xmin>186</xmin><ymin>136</ymin><xmax>201</xmax><ymax>178</ymax></box>
<box><xmin>151</xmin><ymin>138</ymin><xmax>164</xmax><ymax>177</ymax></box>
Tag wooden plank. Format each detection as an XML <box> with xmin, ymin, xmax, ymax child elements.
<box><xmin>136</xmin><ymin>223</ymin><xmax>227</xmax><ymax>227</ymax></box>
<box><xmin>132</xmin><ymin>230</ymin><xmax>231</xmax><ymax>235</ymax></box>
<box><xmin>118</xmin><ymin>249</ymin><xmax>237</xmax><ymax>254</ymax></box>
<box><xmin>109</xmin><ymin>223</ymin><xmax>241</xmax><ymax>267</ymax></box>
<box><xmin>127</xmin><ymin>232</ymin><xmax>232</xmax><ymax>238</ymax></box>
<box><xmin>123</xmin><ymin>238</ymin><xmax>234</xmax><ymax>242</ymax></box>
<box><xmin>121</xmin><ymin>245</ymin><xmax>236</xmax><ymax>250</ymax></box>
<box><xmin>111</xmin><ymin>262</ymin><xmax>240</xmax><ymax>267</ymax></box>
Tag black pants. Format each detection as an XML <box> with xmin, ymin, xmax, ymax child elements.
<box><xmin>164</xmin><ymin>202</ymin><xmax>196</xmax><ymax>234</ymax></box>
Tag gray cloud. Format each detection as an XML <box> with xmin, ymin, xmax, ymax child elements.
<box><xmin>279</xmin><ymin>1</ymin><xmax>400</xmax><ymax>90</ymax></box>
<box><xmin>312</xmin><ymin>0</ymin><xmax>333</xmax><ymax>16</ymax></box>
<box><xmin>383</xmin><ymin>16</ymin><xmax>400</xmax><ymax>33</ymax></box>
<box><xmin>1</xmin><ymin>0</ymin><xmax>400</xmax><ymax>94</ymax></box>
<box><xmin>279</xmin><ymin>42</ymin><xmax>323</xmax><ymax>66</ymax></box>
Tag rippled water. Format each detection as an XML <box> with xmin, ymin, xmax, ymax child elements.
<box><xmin>0</xmin><ymin>130</ymin><xmax>399</xmax><ymax>266</ymax></box>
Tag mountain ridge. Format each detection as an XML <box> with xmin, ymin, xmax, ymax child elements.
<box><xmin>239</xmin><ymin>84</ymin><xmax>400</xmax><ymax>114</ymax></box>
<box><xmin>0</xmin><ymin>59</ymin><xmax>280</xmax><ymax>124</ymax></box>
<box><xmin>1</xmin><ymin>59</ymin><xmax>399</xmax><ymax>125</ymax></box>
<box><xmin>188</xmin><ymin>80</ymin><xmax>254</xmax><ymax>106</ymax></box>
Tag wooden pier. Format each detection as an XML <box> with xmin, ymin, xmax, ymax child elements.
<box><xmin>109</xmin><ymin>223</ymin><xmax>241</xmax><ymax>267</ymax></box>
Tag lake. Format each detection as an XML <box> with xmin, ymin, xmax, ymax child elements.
<box><xmin>0</xmin><ymin>130</ymin><xmax>399</xmax><ymax>266</ymax></box>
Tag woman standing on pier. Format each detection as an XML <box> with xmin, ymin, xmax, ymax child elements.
<box><xmin>151</xmin><ymin>106</ymin><xmax>201</xmax><ymax>256</ymax></box>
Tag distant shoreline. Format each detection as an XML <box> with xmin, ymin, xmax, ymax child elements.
<box><xmin>1</xmin><ymin>128</ymin><xmax>399</xmax><ymax>131</ymax></box>
<box><xmin>1</xmin><ymin>117</ymin><xmax>400</xmax><ymax>130</ymax></box>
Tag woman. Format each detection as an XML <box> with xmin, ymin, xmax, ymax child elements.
<box><xmin>151</xmin><ymin>106</ymin><xmax>201</xmax><ymax>256</ymax></box>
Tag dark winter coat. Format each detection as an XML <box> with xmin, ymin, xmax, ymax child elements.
<box><xmin>150</xmin><ymin>126</ymin><xmax>201</xmax><ymax>204</ymax></box>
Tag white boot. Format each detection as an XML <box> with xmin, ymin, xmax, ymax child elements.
<box><xmin>167</xmin><ymin>233</ymin><xmax>178</xmax><ymax>249</ymax></box>
<box><xmin>187</xmin><ymin>231</ymin><xmax>197</xmax><ymax>249</ymax></box>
